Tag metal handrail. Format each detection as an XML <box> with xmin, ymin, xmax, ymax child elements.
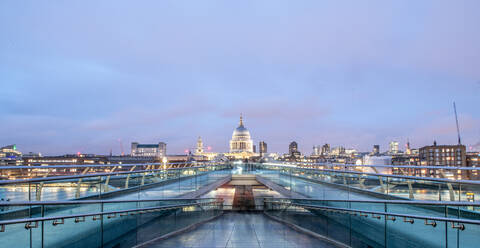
<box><xmin>0</xmin><ymin>200</ymin><xmax>224</xmax><ymax>226</ymax></box>
<box><xmin>266</xmin><ymin>198</ymin><xmax>480</xmax><ymax>207</ymax></box>
<box><xmin>0</xmin><ymin>198</ymin><xmax>219</xmax><ymax>206</ymax></box>
<box><xmin>267</xmin><ymin>200</ymin><xmax>480</xmax><ymax>225</ymax></box>
<box><xmin>261</xmin><ymin>163</ymin><xmax>480</xmax><ymax>185</ymax></box>
<box><xmin>0</xmin><ymin>166</ymin><xmax>223</xmax><ymax>185</ymax></box>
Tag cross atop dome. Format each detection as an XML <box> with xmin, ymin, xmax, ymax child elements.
<box><xmin>239</xmin><ymin>113</ymin><xmax>244</xmax><ymax>127</ymax></box>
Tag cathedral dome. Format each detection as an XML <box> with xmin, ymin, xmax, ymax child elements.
<box><xmin>231</xmin><ymin>116</ymin><xmax>251</xmax><ymax>140</ymax></box>
<box><xmin>229</xmin><ymin>115</ymin><xmax>254</xmax><ymax>153</ymax></box>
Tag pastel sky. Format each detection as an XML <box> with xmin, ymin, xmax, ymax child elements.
<box><xmin>1</xmin><ymin>1</ymin><xmax>479</xmax><ymax>155</ymax></box>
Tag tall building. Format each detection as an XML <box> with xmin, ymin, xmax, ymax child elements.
<box><xmin>313</xmin><ymin>146</ymin><xmax>320</xmax><ymax>156</ymax></box>
<box><xmin>259</xmin><ymin>141</ymin><xmax>267</xmax><ymax>155</ymax></box>
<box><xmin>321</xmin><ymin>144</ymin><xmax>330</xmax><ymax>155</ymax></box>
<box><xmin>389</xmin><ymin>141</ymin><xmax>399</xmax><ymax>154</ymax></box>
<box><xmin>372</xmin><ymin>145</ymin><xmax>380</xmax><ymax>155</ymax></box>
<box><xmin>194</xmin><ymin>137</ymin><xmax>218</xmax><ymax>160</ymax></box>
<box><xmin>289</xmin><ymin>141</ymin><xmax>298</xmax><ymax>155</ymax></box>
<box><xmin>405</xmin><ymin>140</ymin><xmax>412</xmax><ymax>155</ymax></box>
<box><xmin>330</xmin><ymin>146</ymin><xmax>346</xmax><ymax>156</ymax></box>
<box><xmin>229</xmin><ymin>115</ymin><xmax>254</xmax><ymax>154</ymax></box>
<box><xmin>131</xmin><ymin>142</ymin><xmax>167</xmax><ymax>157</ymax></box>
<box><xmin>196</xmin><ymin>137</ymin><xmax>204</xmax><ymax>154</ymax></box>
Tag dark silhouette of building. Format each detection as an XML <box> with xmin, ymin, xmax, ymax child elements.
<box><xmin>289</xmin><ymin>141</ymin><xmax>301</xmax><ymax>157</ymax></box>
<box><xmin>259</xmin><ymin>141</ymin><xmax>267</xmax><ymax>156</ymax></box>
<box><xmin>372</xmin><ymin>145</ymin><xmax>380</xmax><ymax>155</ymax></box>
<box><xmin>321</xmin><ymin>144</ymin><xmax>330</xmax><ymax>155</ymax></box>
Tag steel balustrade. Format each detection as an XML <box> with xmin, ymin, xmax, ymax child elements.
<box><xmin>264</xmin><ymin>198</ymin><xmax>480</xmax><ymax>230</ymax></box>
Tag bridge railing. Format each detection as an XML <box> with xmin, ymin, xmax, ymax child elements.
<box><xmin>0</xmin><ymin>164</ymin><xmax>232</xmax><ymax>202</ymax></box>
<box><xmin>270</xmin><ymin>161</ymin><xmax>480</xmax><ymax>180</ymax></box>
<box><xmin>0</xmin><ymin>161</ymin><xmax>227</xmax><ymax>180</ymax></box>
<box><xmin>257</xmin><ymin>163</ymin><xmax>480</xmax><ymax>202</ymax></box>
<box><xmin>264</xmin><ymin>198</ymin><xmax>480</xmax><ymax>248</ymax></box>
<box><xmin>0</xmin><ymin>198</ymin><xmax>223</xmax><ymax>248</ymax></box>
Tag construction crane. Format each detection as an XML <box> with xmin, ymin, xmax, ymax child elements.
<box><xmin>118</xmin><ymin>139</ymin><xmax>125</xmax><ymax>156</ymax></box>
<box><xmin>453</xmin><ymin>102</ymin><xmax>462</xmax><ymax>145</ymax></box>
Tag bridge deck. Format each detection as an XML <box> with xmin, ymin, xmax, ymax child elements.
<box><xmin>144</xmin><ymin>212</ymin><xmax>337</xmax><ymax>248</ymax></box>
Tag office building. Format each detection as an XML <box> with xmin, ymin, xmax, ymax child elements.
<box><xmin>389</xmin><ymin>141</ymin><xmax>399</xmax><ymax>154</ymax></box>
<box><xmin>131</xmin><ymin>142</ymin><xmax>167</xmax><ymax>157</ymax></box>
<box><xmin>321</xmin><ymin>144</ymin><xmax>330</xmax><ymax>155</ymax></box>
<box><xmin>289</xmin><ymin>141</ymin><xmax>299</xmax><ymax>155</ymax></box>
<box><xmin>0</xmin><ymin>144</ymin><xmax>22</xmax><ymax>166</ymax></box>
<box><xmin>419</xmin><ymin>141</ymin><xmax>466</xmax><ymax>179</ymax></box>
<box><xmin>330</xmin><ymin>146</ymin><xmax>346</xmax><ymax>156</ymax></box>
<box><xmin>372</xmin><ymin>145</ymin><xmax>380</xmax><ymax>155</ymax></box>
<box><xmin>259</xmin><ymin>141</ymin><xmax>267</xmax><ymax>155</ymax></box>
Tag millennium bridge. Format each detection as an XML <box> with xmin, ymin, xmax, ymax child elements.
<box><xmin>0</xmin><ymin>162</ymin><xmax>479</xmax><ymax>248</ymax></box>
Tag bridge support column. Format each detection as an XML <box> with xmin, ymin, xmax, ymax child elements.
<box><xmin>407</xmin><ymin>180</ymin><xmax>414</xmax><ymax>200</ymax></box>
<box><xmin>124</xmin><ymin>166</ymin><xmax>137</xmax><ymax>189</ymax></box>
<box><xmin>378</xmin><ymin>176</ymin><xmax>387</xmax><ymax>193</ymax></box>
<box><xmin>104</xmin><ymin>166</ymin><xmax>118</xmax><ymax>193</ymax></box>
<box><xmin>447</xmin><ymin>183</ymin><xmax>455</xmax><ymax>201</ymax></box>
<box><xmin>36</xmin><ymin>168</ymin><xmax>53</xmax><ymax>201</ymax></box>
<box><xmin>372</xmin><ymin>167</ymin><xmax>387</xmax><ymax>193</ymax></box>
<box><xmin>75</xmin><ymin>167</ymin><xmax>90</xmax><ymax>199</ymax></box>
<box><xmin>141</xmin><ymin>165</ymin><xmax>151</xmax><ymax>186</ymax></box>
<box><xmin>357</xmin><ymin>174</ymin><xmax>365</xmax><ymax>189</ymax></box>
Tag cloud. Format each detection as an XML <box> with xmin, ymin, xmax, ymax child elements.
<box><xmin>1</xmin><ymin>1</ymin><xmax>479</xmax><ymax>154</ymax></box>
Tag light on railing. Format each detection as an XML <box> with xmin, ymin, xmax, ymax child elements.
<box><xmin>403</xmin><ymin>217</ymin><xmax>414</xmax><ymax>224</ymax></box>
<box><xmin>74</xmin><ymin>216</ymin><xmax>85</xmax><ymax>223</ymax></box>
<box><xmin>25</xmin><ymin>221</ymin><xmax>38</xmax><ymax>229</ymax></box>
<box><xmin>386</xmin><ymin>216</ymin><xmax>396</xmax><ymax>221</ymax></box>
<box><xmin>53</xmin><ymin>219</ymin><xmax>64</xmax><ymax>226</ymax></box>
<box><xmin>371</xmin><ymin>214</ymin><xmax>381</xmax><ymax>219</ymax></box>
<box><xmin>451</xmin><ymin>222</ymin><xmax>465</xmax><ymax>230</ymax></box>
<box><xmin>424</xmin><ymin>219</ymin><xmax>437</xmax><ymax>227</ymax></box>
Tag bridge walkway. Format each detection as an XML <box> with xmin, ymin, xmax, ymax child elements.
<box><xmin>142</xmin><ymin>212</ymin><xmax>337</xmax><ymax>248</ymax></box>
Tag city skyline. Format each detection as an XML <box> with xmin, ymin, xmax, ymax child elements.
<box><xmin>3</xmin><ymin>113</ymin><xmax>479</xmax><ymax>156</ymax></box>
<box><xmin>1</xmin><ymin>1</ymin><xmax>479</xmax><ymax>155</ymax></box>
